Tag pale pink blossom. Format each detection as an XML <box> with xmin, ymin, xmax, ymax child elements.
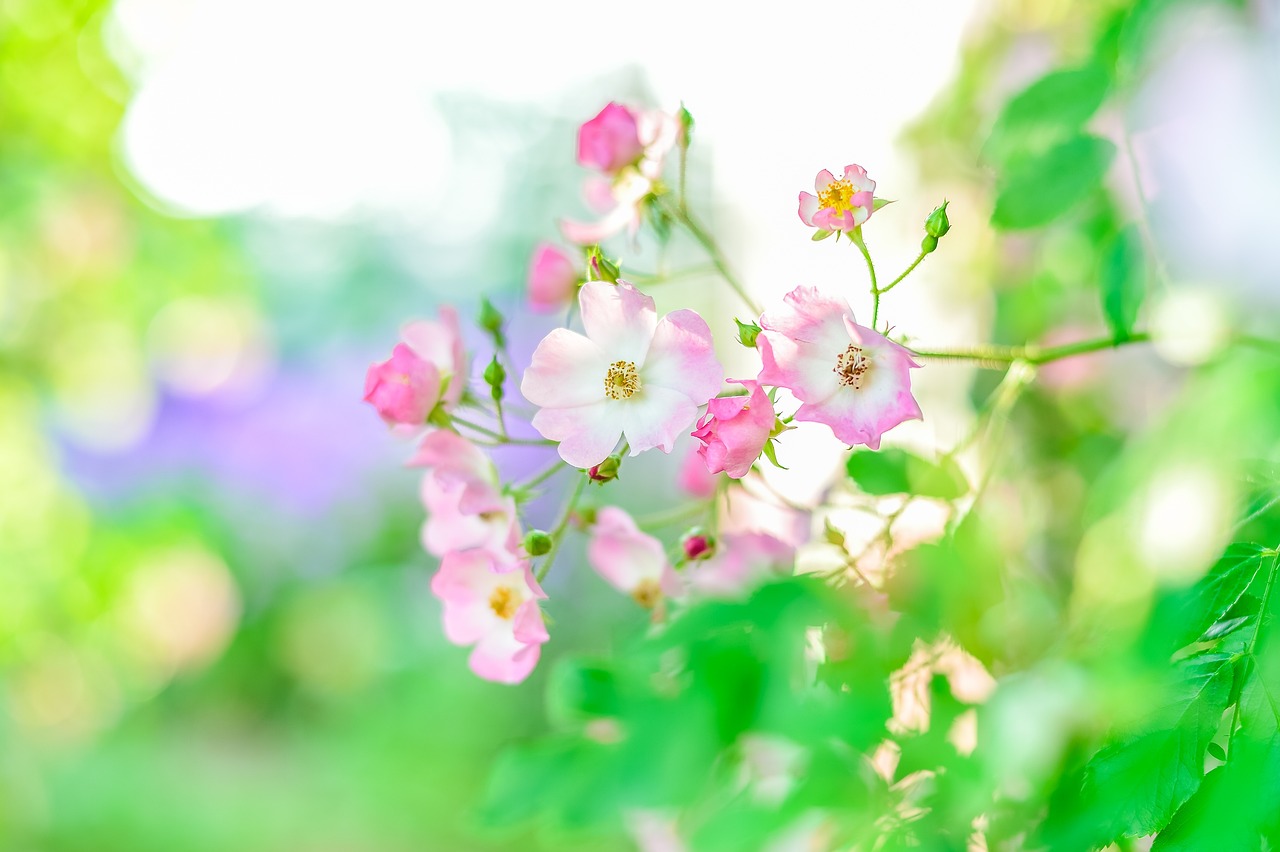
<box><xmin>408</xmin><ymin>430</ymin><xmax>520</xmax><ymax>567</ymax></box>
<box><xmin>685</xmin><ymin>532</ymin><xmax>794</xmax><ymax>598</ymax></box>
<box><xmin>757</xmin><ymin>287</ymin><xmax>921</xmax><ymax>449</ymax></box>
<box><xmin>562</xmin><ymin>104</ymin><xmax>681</xmax><ymax>245</ymax></box>
<box><xmin>691</xmin><ymin>379</ymin><xmax>775</xmax><ymax>479</ymax></box>
<box><xmin>527</xmin><ymin>242</ymin><xmax>581</xmax><ymax>312</ymax></box>
<box><xmin>362</xmin><ymin>308</ymin><xmax>466</xmax><ymax>427</ymax></box>
<box><xmin>430</xmin><ymin>549</ymin><xmax>548</xmax><ymax>684</ymax></box>
<box><xmin>521</xmin><ymin>280</ymin><xmax>723</xmax><ymax>469</ymax></box>
<box><xmin>798</xmin><ymin>165</ymin><xmax>876</xmax><ymax>233</ymax></box>
<box><xmin>586</xmin><ymin>507</ymin><xmax>682</xmax><ymax>608</ymax></box>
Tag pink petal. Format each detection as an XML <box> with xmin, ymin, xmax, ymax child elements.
<box><xmin>531</xmin><ymin>401</ymin><xmax>626</xmax><ymax>468</ymax></box>
<box><xmin>521</xmin><ymin>328</ymin><xmax>610</xmax><ymax>409</ymax></box>
<box><xmin>527</xmin><ymin>243</ymin><xmax>580</xmax><ymax>312</ymax></box>
<box><xmin>641</xmin><ymin>309</ymin><xmax>723</xmax><ymax>405</ymax></box>
<box><xmin>587</xmin><ymin>507</ymin><xmax>669</xmax><ymax>592</ymax></box>
<box><xmin>619</xmin><ymin>386</ymin><xmax>700</xmax><ymax>456</ymax></box>
<box><xmin>580</xmin><ymin>280</ymin><xmax>658</xmax><ymax>363</ymax></box>
<box><xmin>469</xmin><ymin>630</ymin><xmax>542</xmax><ymax>684</ymax></box>
<box><xmin>577</xmin><ymin>102</ymin><xmax>644</xmax><ymax>174</ymax></box>
<box><xmin>813</xmin><ymin>169</ymin><xmax>836</xmax><ymax>191</ymax></box>
<box><xmin>512</xmin><ymin>599</ymin><xmax>550</xmax><ymax>645</ymax></box>
<box><xmin>798</xmin><ymin>192</ymin><xmax>820</xmax><ymax>227</ymax></box>
<box><xmin>757</xmin><ymin>287</ymin><xmax>859</xmax><ymax>403</ymax></box>
<box><xmin>678</xmin><ymin>444</ymin><xmax>719</xmax><ymax>498</ymax></box>
<box><xmin>841</xmin><ymin>164</ymin><xmax>874</xmax><ymax>194</ymax></box>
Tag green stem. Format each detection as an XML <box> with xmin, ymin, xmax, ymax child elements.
<box><xmin>909</xmin><ymin>333</ymin><xmax>1152</xmax><ymax>368</ymax></box>
<box><xmin>535</xmin><ymin>473</ymin><xmax>588</xmax><ymax>583</ymax></box>
<box><xmin>852</xmin><ymin>231</ymin><xmax>880</xmax><ymax>327</ymax></box>
<box><xmin>519</xmin><ymin>459</ymin><xmax>566</xmax><ymax>490</ymax></box>
<box><xmin>633</xmin><ymin>502</ymin><xmax>705</xmax><ymax>529</ymax></box>
<box><xmin>452</xmin><ymin>415</ymin><xmax>553</xmax><ymax>446</ymax></box>
<box><xmin>879</xmin><ymin>250</ymin><xmax>928</xmax><ymax>297</ymax></box>
<box><xmin>1229</xmin><ymin>547</ymin><xmax>1280</xmax><ymax>758</ymax></box>
<box><xmin>493</xmin><ymin>397</ymin><xmax>509</xmax><ymax>439</ymax></box>
<box><xmin>659</xmin><ymin>198</ymin><xmax>762</xmax><ymax>315</ymax></box>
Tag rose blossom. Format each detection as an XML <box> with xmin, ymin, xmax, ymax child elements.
<box><xmin>562</xmin><ymin>103</ymin><xmax>681</xmax><ymax>245</ymax></box>
<box><xmin>586</xmin><ymin>507</ymin><xmax>682</xmax><ymax>608</ymax></box>
<box><xmin>691</xmin><ymin>378</ymin><xmax>775</xmax><ymax>479</ymax></box>
<box><xmin>408</xmin><ymin>430</ymin><xmax>520</xmax><ymax>567</ymax></box>
<box><xmin>797</xmin><ymin>164</ymin><xmax>876</xmax><ymax>233</ymax></box>
<box><xmin>757</xmin><ymin>286</ymin><xmax>921</xmax><ymax>449</ymax></box>
<box><xmin>527</xmin><ymin>242</ymin><xmax>581</xmax><ymax>312</ymax></box>
<box><xmin>521</xmin><ymin>280</ymin><xmax>723</xmax><ymax>469</ymax></box>
<box><xmin>430</xmin><ymin>548</ymin><xmax>548</xmax><ymax>684</ymax></box>
<box><xmin>362</xmin><ymin>308</ymin><xmax>466</xmax><ymax>427</ymax></box>
<box><xmin>684</xmin><ymin>532</ymin><xmax>794</xmax><ymax>599</ymax></box>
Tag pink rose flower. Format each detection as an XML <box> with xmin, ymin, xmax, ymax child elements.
<box><xmin>521</xmin><ymin>280</ymin><xmax>723</xmax><ymax>469</ymax></box>
<box><xmin>757</xmin><ymin>286</ymin><xmax>922</xmax><ymax>449</ymax></box>
<box><xmin>586</xmin><ymin>507</ymin><xmax>682</xmax><ymax>608</ymax></box>
<box><xmin>677</xmin><ymin>444</ymin><xmax>719</xmax><ymax>498</ymax></box>
<box><xmin>430</xmin><ymin>548</ymin><xmax>548</xmax><ymax>684</ymax></box>
<box><xmin>577</xmin><ymin>102</ymin><xmax>647</xmax><ymax>175</ymax></box>
<box><xmin>798</xmin><ymin>165</ymin><xmax>876</xmax><ymax>233</ymax></box>
<box><xmin>684</xmin><ymin>532</ymin><xmax>794</xmax><ymax>599</ymax></box>
<box><xmin>362</xmin><ymin>308</ymin><xmax>467</xmax><ymax>427</ymax></box>
<box><xmin>527</xmin><ymin>242</ymin><xmax>581</xmax><ymax>313</ymax></box>
<box><xmin>408</xmin><ymin>430</ymin><xmax>520</xmax><ymax>567</ymax></box>
<box><xmin>562</xmin><ymin>104</ymin><xmax>681</xmax><ymax>246</ymax></box>
<box><xmin>691</xmin><ymin>379</ymin><xmax>775</xmax><ymax>479</ymax></box>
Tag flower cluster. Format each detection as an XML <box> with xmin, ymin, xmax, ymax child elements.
<box><xmin>363</xmin><ymin>101</ymin><xmax>942</xmax><ymax>684</ymax></box>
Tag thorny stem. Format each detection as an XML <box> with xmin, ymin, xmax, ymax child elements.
<box><xmin>909</xmin><ymin>333</ymin><xmax>1153</xmax><ymax>368</ymax></box>
<box><xmin>535</xmin><ymin>472</ymin><xmax>589</xmax><ymax>583</ymax></box>
<box><xmin>659</xmin><ymin>197</ymin><xmax>763</xmax><ymax>316</ymax></box>
<box><xmin>852</xmin><ymin>231</ymin><xmax>881</xmax><ymax>328</ymax></box>
<box><xmin>880</xmin><ymin>250</ymin><xmax>928</xmax><ymax>297</ymax></box>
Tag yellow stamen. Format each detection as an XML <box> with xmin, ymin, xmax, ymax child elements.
<box><xmin>631</xmin><ymin>578</ymin><xmax>662</xmax><ymax>609</ymax></box>
<box><xmin>817</xmin><ymin>178</ymin><xmax>856</xmax><ymax>214</ymax></box>
<box><xmin>604</xmin><ymin>360</ymin><xmax>641</xmax><ymax>400</ymax></box>
<box><xmin>489</xmin><ymin>586</ymin><xmax>519</xmax><ymax>620</ymax></box>
<box><xmin>834</xmin><ymin>344</ymin><xmax>870</xmax><ymax>389</ymax></box>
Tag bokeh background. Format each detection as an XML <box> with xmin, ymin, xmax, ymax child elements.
<box><xmin>3</xmin><ymin>0</ymin><xmax>1279</xmax><ymax>849</ymax></box>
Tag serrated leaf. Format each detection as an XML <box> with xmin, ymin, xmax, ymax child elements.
<box><xmin>846</xmin><ymin>448</ymin><xmax>968</xmax><ymax>500</ymax></box>
<box><xmin>985</xmin><ymin>64</ymin><xmax>1112</xmax><ymax>165</ymax></box>
<box><xmin>1172</xmin><ymin>544</ymin><xmax>1269</xmax><ymax>648</ymax></box>
<box><xmin>991</xmin><ymin>135</ymin><xmax>1115</xmax><ymax>230</ymax></box>
<box><xmin>1101</xmin><ymin>225</ymin><xmax>1146</xmax><ymax>339</ymax></box>
<box><xmin>1153</xmin><ymin>734</ymin><xmax>1280</xmax><ymax>850</ymax></box>
<box><xmin>811</xmin><ymin>228</ymin><xmax>834</xmax><ymax>241</ymax></box>
<box><xmin>1077</xmin><ymin>654</ymin><xmax>1236</xmax><ymax>843</ymax></box>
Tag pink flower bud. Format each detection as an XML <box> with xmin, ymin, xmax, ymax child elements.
<box><xmin>681</xmin><ymin>531</ymin><xmax>715</xmax><ymax>561</ymax></box>
<box><xmin>577</xmin><ymin>102</ymin><xmax>645</xmax><ymax>175</ymax></box>
<box><xmin>527</xmin><ymin>243</ymin><xmax>580</xmax><ymax>312</ymax></box>
<box><xmin>362</xmin><ymin>343</ymin><xmax>441</xmax><ymax>427</ymax></box>
<box><xmin>691</xmin><ymin>379</ymin><xmax>775</xmax><ymax>479</ymax></box>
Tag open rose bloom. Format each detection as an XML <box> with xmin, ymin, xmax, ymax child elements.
<box><xmin>521</xmin><ymin>280</ymin><xmax>723</xmax><ymax>468</ymax></box>
<box><xmin>562</xmin><ymin>103</ymin><xmax>681</xmax><ymax>245</ymax></box>
<box><xmin>587</xmin><ymin>507</ymin><xmax>683</xmax><ymax>608</ymax></box>
<box><xmin>757</xmin><ymin>286</ymin><xmax>921</xmax><ymax>449</ymax></box>
<box><xmin>408</xmin><ymin>430</ymin><xmax>520</xmax><ymax>567</ymax></box>
<box><xmin>798</xmin><ymin>164</ymin><xmax>876</xmax><ymax>233</ymax></box>
<box><xmin>431</xmin><ymin>549</ymin><xmax>548</xmax><ymax>684</ymax></box>
<box><xmin>363</xmin><ymin>308</ymin><xmax>467</xmax><ymax>428</ymax></box>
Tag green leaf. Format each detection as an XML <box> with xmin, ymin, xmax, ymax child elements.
<box><xmin>991</xmin><ymin>135</ymin><xmax>1115</xmax><ymax>230</ymax></box>
<box><xmin>846</xmin><ymin>448</ymin><xmax>968</xmax><ymax>500</ymax></box>
<box><xmin>1100</xmin><ymin>225</ymin><xmax>1147</xmax><ymax>339</ymax></box>
<box><xmin>985</xmin><ymin>64</ymin><xmax>1112</xmax><ymax>165</ymax></box>
<box><xmin>1076</xmin><ymin>653</ymin><xmax>1237</xmax><ymax>843</ymax></box>
<box><xmin>1167</xmin><ymin>544</ymin><xmax>1269</xmax><ymax>648</ymax></box>
<box><xmin>872</xmin><ymin>197</ymin><xmax>895</xmax><ymax>211</ymax></box>
<box><xmin>1153</xmin><ymin>734</ymin><xmax>1280</xmax><ymax>850</ymax></box>
<box><xmin>761</xmin><ymin>439</ymin><xmax>786</xmax><ymax>470</ymax></box>
<box><xmin>811</xmin><ymin>228</ymin><xmax>834</xmax><ymax>241</ymax></box>
<box><xmin>546</xmin><ymin>657</ymin><xmax>621</xmax><ymax>724</ymax></box>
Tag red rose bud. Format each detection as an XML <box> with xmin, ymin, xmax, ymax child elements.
<box><xmin>681</xmin><ymin>529</ymin><xmax>716</xmax><ymax>561</ymax></box>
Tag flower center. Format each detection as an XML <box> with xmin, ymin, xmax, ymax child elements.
<box><xmin>488</xmin><ymin>585</ymin><xmax>519</xmax><ymax>620</ymax></box>
<box><xmin>604</xmin><ymin>360</ymin><xmax>641</xmax><ymax>400</ymax></box>
<box><xmin>834</xmin><ymin>344</ymin><xmax>870</xmax><ymax>389</ymax></box>
<box><xmin>631</xmin><ymin>578</ymin><xmax>662</xmax><ymax>609</ymax></box>
<box><xmin>817</xmin><ymin>178</ymin><xmax>855</xmax><ymax>213</ymax></box>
